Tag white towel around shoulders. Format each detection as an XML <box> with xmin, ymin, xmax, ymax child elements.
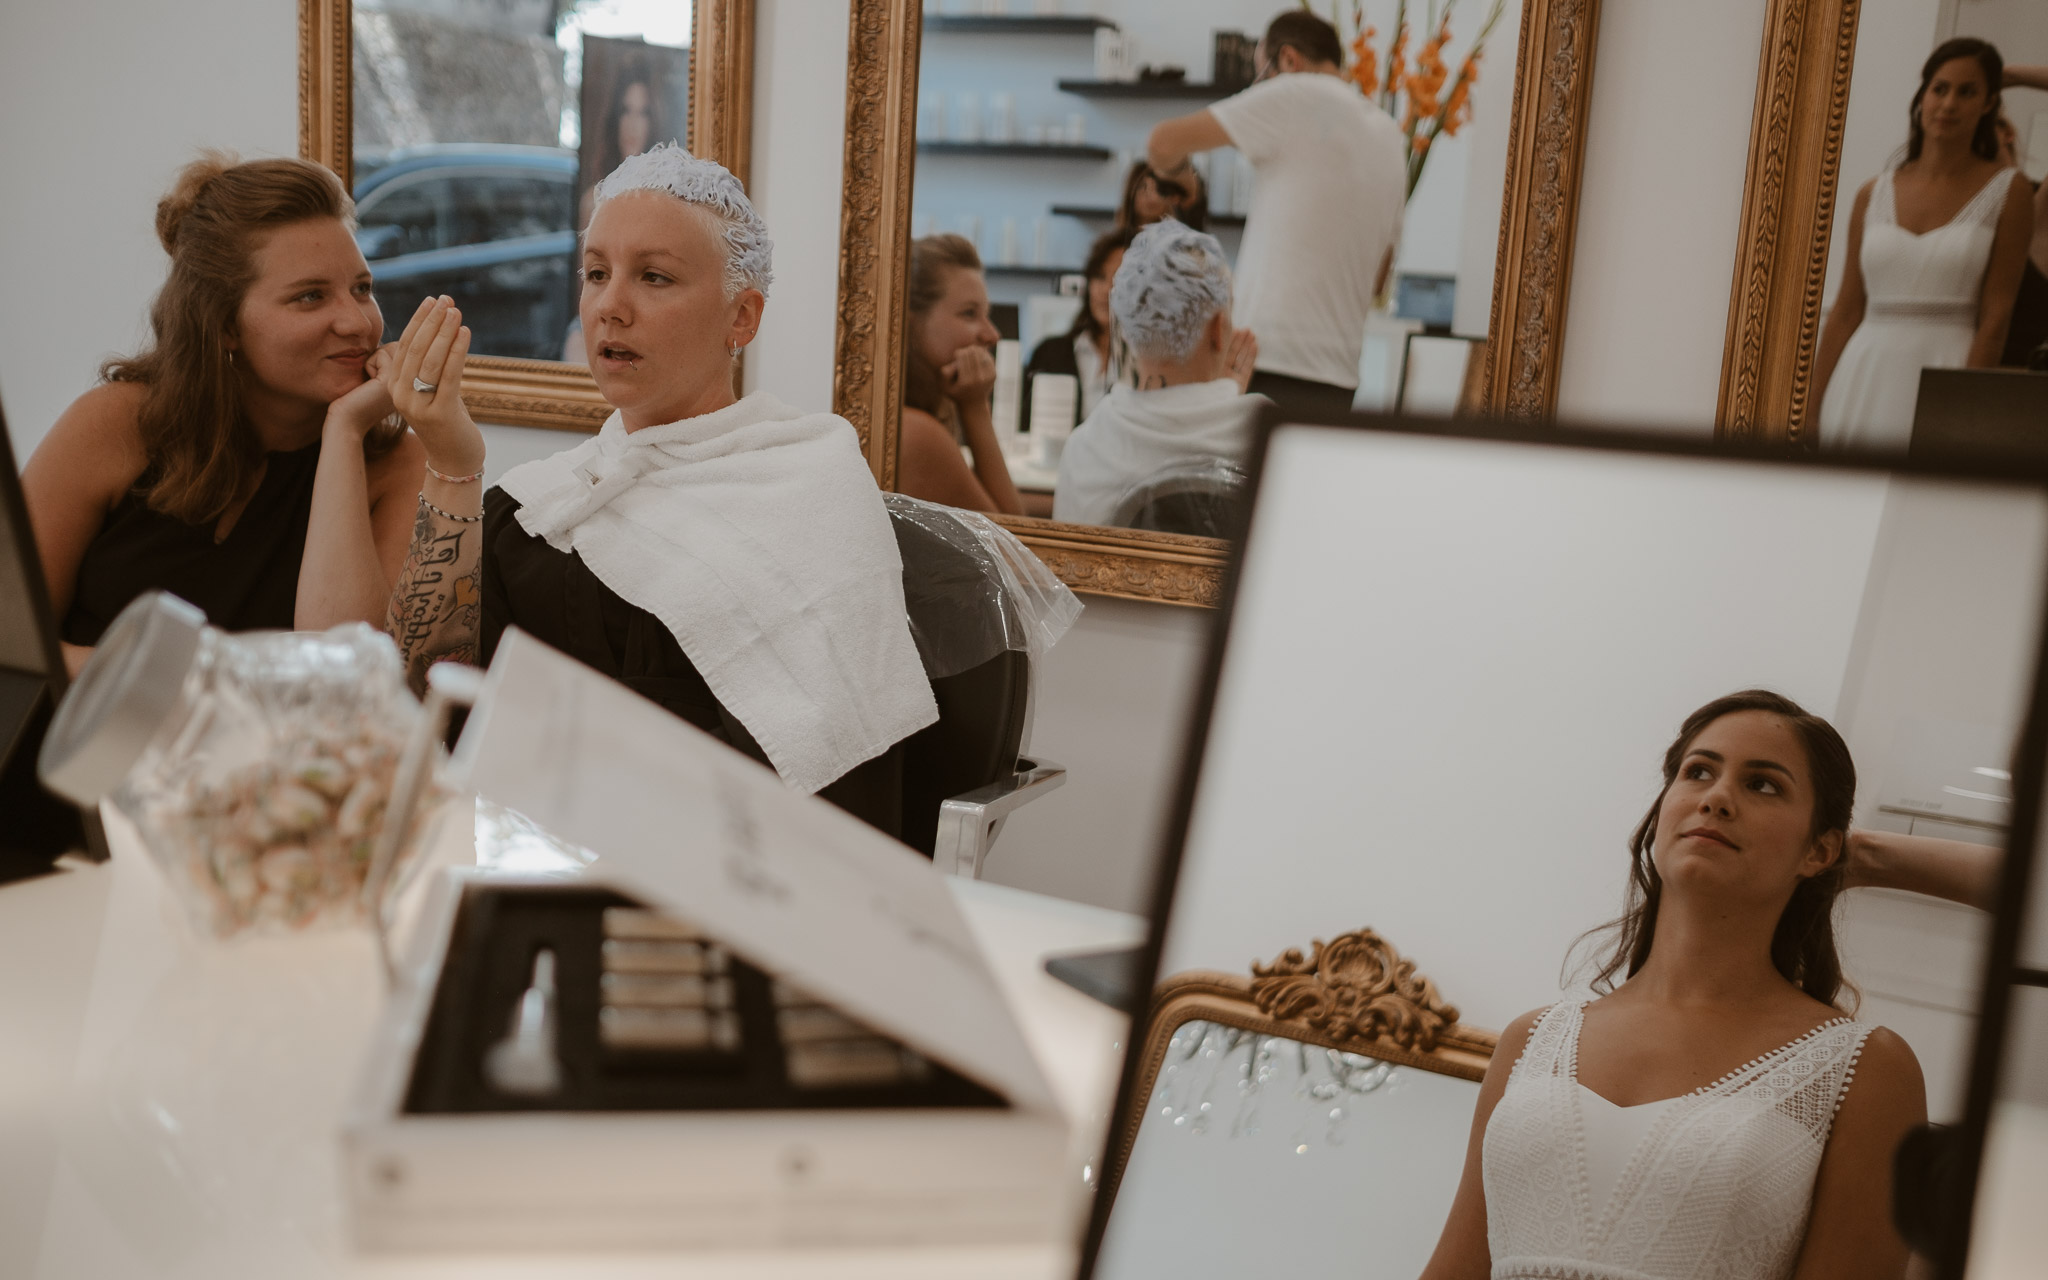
<box><xmin>497</xmin><ymin>391</ymin><xmax>938</xmax><ymax>794</ymax></box>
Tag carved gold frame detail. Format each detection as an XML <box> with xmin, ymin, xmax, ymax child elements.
<box><xmin>298</xmin><ymin>0</ymin><xmax>756</xmax><ymax>435</ymax></box>
<box><xmin>1099</xmin><ymin>928</ymin><xmax>1498</xmax><ymax>1205</ymax></box>
<box><xmin>1717</xmin><ymin>0</ymin><xmax>1863</xmax><ymax>443</ymax></box>
<box><xmin>834</xmin><ymin>0</ymin><xmax>1605</xmax><ymax>605</ymax></box>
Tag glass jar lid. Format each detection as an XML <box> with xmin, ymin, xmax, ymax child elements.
<box><xmin>38</xmin><ymin>590</ymin><xmax>206</xmax><ymax>805</ymax></box>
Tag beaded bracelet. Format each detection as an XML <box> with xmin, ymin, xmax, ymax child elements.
<box><xmin>419</xmin><ymin>494</ymin><xmax>483</xmax><ymax>524</ymax></box>
<box><xmin>424</xmin><ymin>462</ymin><xmax>485</xmax><ymax>484</ymax></box>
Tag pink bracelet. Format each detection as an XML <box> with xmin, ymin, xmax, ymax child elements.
<box><xmin>424</xmin><ymin>462</ymin><xmax>484</xmax><ymax>484</ymax></box>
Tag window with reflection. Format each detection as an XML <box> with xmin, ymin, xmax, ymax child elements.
<box><xmin>351</xmin><ymin>0</ymin><xmax>693</xmax><ymax>363</ymax></box>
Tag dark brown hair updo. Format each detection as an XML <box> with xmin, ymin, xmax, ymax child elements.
<box><xmin>903</xmin><ymin>233</ymin><xmax>984</xmax><ymax>428</ymax></box>
<box><xmin>101</xmin><ymin>152</ymin><xmax>399</xmax><ymax>525</ymax></box>
<box><xmin>1907</xmin><ymin>37</ymin><xmax>2004</xmax><ymax>163</ymax></box>
<box><xmin>1580</xmin><ymin>689</ymin><xmax>1858</xmax><ymax>1009</ymax></box>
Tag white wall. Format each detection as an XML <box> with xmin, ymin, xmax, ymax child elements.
<box><xmin>743</xmin><ymin>0</ymin><xmax>851</xmax><ymax>414</ymax></box>
<box><xmin>1553</xmin><ymin>1</ymin><xmax>1769</xmax><ymax>431</ymax></box>
<box><xmin>0</xmin><ymin>0</ymin><xmax>299</xmax><ymax>462</ymax></box>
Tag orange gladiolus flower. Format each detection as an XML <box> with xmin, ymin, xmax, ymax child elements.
<box><xmin>1387</xmin><ymin>23</ymin><xmax>1409</xmax><ymax>98</ymax></box>
<box><xmin>1350</xmin><ymin>26</ymin><xmax>1379</xmax><ymax>96</ymax></box>
<box><xmin>1440</xmin><ymin>53</ymin><xmax>1480</xmax><ymax>136</ymax></box>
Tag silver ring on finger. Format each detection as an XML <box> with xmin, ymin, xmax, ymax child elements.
<box><xmin>412</xmin><ymin>377</ymin><xmax>439</xmax><ymax>394</ymax></box>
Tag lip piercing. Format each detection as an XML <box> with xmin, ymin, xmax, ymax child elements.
<box><xmin>412</xmin><ymin>377</ymin><xmax>438</xmax><ymax>394</ymax></box>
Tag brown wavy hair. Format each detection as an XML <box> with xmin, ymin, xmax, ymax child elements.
<box><xmin>101</xmin><ymin>153</ymin><xmax>401</xmax><ymax>525</ymax></box>
<box><xmin>1907</xmin><ymin>38</ymin><xmax>2004</xmax><ymax>164</ymax></box>
<box><xmin>903</xmin><ymin>233</ymin><xmax>984</xmax><ymax>431</ymax></box>
<box><xmin>1576</xmin><ymin>690</ymin><xmax>1858</xmax><ymax>1009</ymax></box>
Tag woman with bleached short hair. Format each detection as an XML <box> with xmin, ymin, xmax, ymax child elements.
<box><xmin>1052</xmin><ymin>219</ymin><xmax>1261</xmax><ymax>528</ymax></box>
<box><xmin>481</xmin><ymin>144</ymin><xmax>936</xmax><ymax>834</ymax></box>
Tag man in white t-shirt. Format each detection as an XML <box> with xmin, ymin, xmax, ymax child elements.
<box><xmin>1145</xmin><ymin>9</ymin><xmax>1406</xmax><ymax>417</ymax></box>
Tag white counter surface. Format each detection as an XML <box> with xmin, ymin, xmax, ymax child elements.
<box><xmin>0</xmin><ymin>810</ymin><xmax>1143</xmax><ymax>1279</ymax></box>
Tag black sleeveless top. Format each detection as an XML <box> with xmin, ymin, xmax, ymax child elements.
<box><xmin>479</xmin><ymin>486</ymin><xmax>905</xmax><ymax>840</ymax></box>
<box><xmin>62</xmin><ymin>443</ymin><xmax>321</xmax><ymax>645</ymax></box>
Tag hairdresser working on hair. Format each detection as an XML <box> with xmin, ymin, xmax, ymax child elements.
<box><xmin>23</xmin><ymin>154</ymin><xmax>485</xmax><ymax>693</ymax></box>
<box><xmin>1144</xmin><ymin>9</ymin><xmax>1405</xmax><ymax>417</ymax></box>
<box><xmin>896</xmin><ymin>234</ymin><xmax>1026</xmax><ymax>515</ymax></box>
<box><xmin>483</xmin><ymin>145</ymin><xmax>935</xmax><ymax>834</ymax></box>
<box><xmin>1054</xmin><ymin>220</ymin><xmax>1260</xmax><ymax>527</ymax></box>
<box><xmin>1422</xmin><ymin>691</ymin><xmax>1926</xmax><ymax>1280</ymax></box>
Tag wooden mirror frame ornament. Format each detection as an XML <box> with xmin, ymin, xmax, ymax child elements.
<box><xmin>1718</xmin><ymin>0</ymin><xmax>1863</xmax><ymax>444</ymax></box>
<box><xmin>1098</xmin><ymin>927</ymin><xmax>1499</xmax><ymax>1205</ymax></box>
<box><xmin>298</xmin><ymin>0</ymin><xmax>756</xmax><ymax>434</ymax></box>
<box><xmin>832</xmin><ymin>0</ymin><xmax>1605</xmax><ymax>607</ymax></box>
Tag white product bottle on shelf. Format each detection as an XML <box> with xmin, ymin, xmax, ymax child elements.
<box><xmin>919</xmin><ymin>91</ymin><xmax>945</xmax><ymax>138</ymax></box>
<box><xmin>998</xmin><ymin>217</ymin><xmax>1020</xmax><ymax>266</ymax></box>
<box><xmin>992</xmin><ymin>339</ymin><xmax>1023</xmax><ymax>448</ymax></box>
<box><xmin>989</xmin><ymin>92</ymin><xmax>1016</xmax><ymax>143</ymax></box>
<box><xmin>958</xmin><ymin>213</ymin><xmax>983</xmax><ymax>254</ymax></box>
<box><xmin>1208</xmin><ymin>150</ymin><xmax>1233</xmax><ymax>216</ymax></box>
<box><xmin>1031</xmin><ymin>215</ymin><xmax>1049</xmax><ymax>267</ymax></box>
<box><xmin>1034</xmin><ymin>0</ymin><xmax>1062</xmax><ymax>14</ymax></box>
<box><xmin>955</xmin><ymin>93</ymin><xmax>982</xmax><ymax>143</ymax></box>
<box><xmin>1065</xmin><ymin>112</ymin><xmax>1088</xmax><ymax>145</ymax></box>
<box><xmin>1029</xmin><ymin>374</ymin><xmax>1079</xmax><ymax>468</ymax></box>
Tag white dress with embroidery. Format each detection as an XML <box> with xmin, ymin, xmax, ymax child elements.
<box><xmin>1482</xmin><ymin>999</ymin><xmax>1874</xmax><ymax>1280</ymax></box>
<box><xmin>1817</xmin><ymin>166</ymin><xmax>2021</xmax><ymax>450</ymax></box>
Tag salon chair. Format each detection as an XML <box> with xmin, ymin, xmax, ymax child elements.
<box><xmin>1109</xmin><ymin>458</ymin><xmax>1249</xmax><ymax>540</ymax></box>
<box><xmin>889</xmin><ymin>496</ymin><xmax>1067</xmax><ymax>878</ymax></box>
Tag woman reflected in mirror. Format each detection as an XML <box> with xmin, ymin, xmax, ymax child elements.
<box><xmin>21</xmin><ymin>154</ymin><xmax>485</xmax><ymax>694</ymax></box>
<box><xmin>1115</xmin><ymin>158</ymin><xmax>1208</xmax><ymax>233</ymax></box>
<box><xmin>1813</xmin><ymin>39</ymin><xmax>2034</xmax><ymax>449</ymax></box>
<box><xmin>1052</xmin><ymin>220</ymin><xmax>1261</xmax><ymax>529</ymax></box>
<box><xmin>1020</xmin><ymin>228</ymin><xmax>1137</xmax><ymax>441</ymax></box>
<box><xmin>896</xmin><ymin>234</ymin><xmax>1026</xmax><ymax>516</ymax></box>
<box><xmin>1422</xmin><ymin>691</ymin><xmax>1925</xmax><ymax>1280</ymax></box>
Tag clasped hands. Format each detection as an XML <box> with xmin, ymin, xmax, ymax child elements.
<box><xmin>326</xmin><ymin>295</ymin><xmax>484</xmax><ymax>474</ymax></box>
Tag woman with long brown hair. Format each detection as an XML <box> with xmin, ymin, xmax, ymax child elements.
<box><xmin>22</xmin><ymin>153</ymin><xmax>485</xmax><ymax>691</ymax></box>
<box><xmin>1814</xmin><ymin>38</ymin><xmax>2034</xmax><ymax>448</ymax></box>
<box><xmin>895</xmin><ymin>234</ymin><xmax>1025</xmax><ymax>515</ymax></box>
<box><xmin>1422</xmin><ymin>690</ymin><xmax>1926</xmax><ymax>1280</ymax></box>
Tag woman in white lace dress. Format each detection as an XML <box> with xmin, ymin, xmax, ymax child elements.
<box><xmin>1421</xmin><ymin>691</ymin><xmax>1926</xmax><ymax>1280</ymax></box>
<box><xmin>1813</xmin><ymin>38</ymin><xmax>2034</xmax><ymax>450</ymax></box>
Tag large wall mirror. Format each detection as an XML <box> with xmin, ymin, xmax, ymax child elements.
<box><xmin>1721</xmin><ymin>0</ymin><xmax>2047</xmax><ymax>442</ymax></box>
<box><xmin>300</xmin><ymin>0</ymin><xmax>754</xmax><ymax>432</ymax></box>
<box><xmin>833</xmin><ymin>1</ymin><xmax>1604</xmax><ymax>606</ymax></box>
<box><xmin>1084</xmin><ymin>413</ymin><xmax>2048</xmax><ymax>1271</ymax></box>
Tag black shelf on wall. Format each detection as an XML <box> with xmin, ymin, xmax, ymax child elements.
<box><xmin>919</xmin><ymin>141</ymin><xmax>1115</xmax><ymax>160</ymax></box>
<box><xmin>1051</xmin><ymin>203</ymin><xmax>1246</xmax><ymax>228</ymax></box>
<box><xmin>985</xmin><ymin>263</ymin><xmax>1086</xmax><ymax>278</ymax></box>
<box><xmin>1057</xmin><ymin>78</ymin><xmax>1242</xmax><ymax>100</ymax></box>
<box><xmin>924</xmin><ymin>15</ymin><xmax>1117</xmax><ymax>35</ymax></box>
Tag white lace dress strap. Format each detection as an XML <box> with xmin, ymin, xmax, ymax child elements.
<box><xmin>1952</xmin><ymin>167</ymin><xmax>2022</xmax><ymax>229</ymax></box>
<box><xmin>1869</xmin><ymin>168</ymin><xmax>1897</xmax><ymax>227</ymax></box>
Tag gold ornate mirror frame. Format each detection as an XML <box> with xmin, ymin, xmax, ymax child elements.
<box><xmin>1718</xmin><ymin>0</ymin><xmax>1863</xmax><ymax>443</ymax></box>
<box><xmin>832</xmin><ymin>0</ymin><xmax>1605</xmax><ymax>607</ymax></box>
<box><xmin>1099</xmin><ymin>928</ymin><xmax>1498</xmax><ymax>1205</ymax></box>
<box><xmin>299</xmin><ymin>0</ymin><xmax>756</xmax><ymax>434</ymax></box>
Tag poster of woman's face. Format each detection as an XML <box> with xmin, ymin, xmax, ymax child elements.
<box><xmin>577</xmin><ymin>35</ymin><xmax>692</xmax><ymax>228</ymax></box>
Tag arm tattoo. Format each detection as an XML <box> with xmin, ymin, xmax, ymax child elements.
<box><xmin>385</xmin><ymin>496</ymin><xmax>483</xmax><ymax>695</ymax></box>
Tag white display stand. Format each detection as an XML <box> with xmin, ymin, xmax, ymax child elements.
<box><xmin>0</xmin><ymin>791</ymin><xmax>1140</xmax><ymax>1277</ymax></box>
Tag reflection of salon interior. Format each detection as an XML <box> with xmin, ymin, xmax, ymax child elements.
<box><xmin>11</xmin><ymin>1</ymin><xmax>2048</xmax><ymax>1278</ymax></box>
<box><xmin>907</xmin><ymin>1</ymin><xmax>1498</xmax><ymax>525</ymax></box>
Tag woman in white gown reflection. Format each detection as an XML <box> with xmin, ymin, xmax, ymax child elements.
<box><xmin>1421</xmin><ymin>691</ymin><xmax>1925</xmax><ymax>1280</ymax></box>
<box><xmin>1814</xmin><ymin>38</ymin><xmax>2034</xmax><ymax>449</ymax></box>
